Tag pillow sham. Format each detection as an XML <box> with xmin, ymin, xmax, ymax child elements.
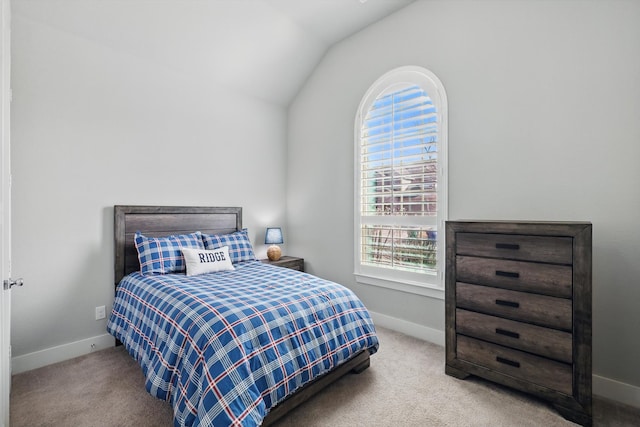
<box><xmin>134</xmin><ymin>231</ymin><xmax>203</xmax><ymax>275</ymax></box>
<box><xmin>182</xmin><ymin>246</ymin><xmax>235</xmax><ymax>276</ymax></box>
<box><xmin>201</xmin><ymin>228</ymin><xmax>257</xmax><ymax>264</ymax></box>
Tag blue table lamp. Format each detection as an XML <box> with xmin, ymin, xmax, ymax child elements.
<box><xmin>265</xmin><ymin>227</ymin><xmax>283</xmax><ymax>261</ymax></box>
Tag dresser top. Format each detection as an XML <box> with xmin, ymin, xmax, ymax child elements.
<box><xmin>447</xmin><ymin>220</ymin><xmax>591</xmax><ymax>224</ymax></box>
<box><xmin>446</xmin><ymin>221</ymin><xmax>592</xmax><ymax>238</ymax></box>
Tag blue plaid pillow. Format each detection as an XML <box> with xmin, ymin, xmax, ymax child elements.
<box><xmin>134</xmin><ymin>231</ymin><xmax>203</xmax><ymax>275</ymax></box>
<box><xmin>201</xmin><ymin>229</ymin><xmax>257</xmax><ymax>264</ymax></box>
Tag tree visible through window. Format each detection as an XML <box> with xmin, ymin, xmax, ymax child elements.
<box><xmin>355</xmin><ymin>66</ymin><xmax>447</xmax><ymax>290</ymax></box>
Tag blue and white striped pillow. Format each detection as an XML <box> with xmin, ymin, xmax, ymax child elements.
<box><xmin>201</xmin><ymin>229</ymin><xmax>257</xmax><ymax>264</ymax></box>
<box><xmin>134</xmin><ymin>231</ymin><xmax>203</xmax><ymax>274</ymax></box>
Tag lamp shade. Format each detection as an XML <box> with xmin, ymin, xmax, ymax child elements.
<box><xmin>265</xmin><ymin>227</ymin><xmax>283</xmax><ymax>245</ymax></box>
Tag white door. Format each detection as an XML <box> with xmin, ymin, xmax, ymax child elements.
<box><xmin>0</xmin><ymin>0</ymin><xmax>11</xmax><ymax>425</ymax></box>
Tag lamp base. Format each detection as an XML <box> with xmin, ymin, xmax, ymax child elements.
<box><xmin>267</xmin><ymin>245</ymin><xmax>282</xmax><ymax>261</ymax></box>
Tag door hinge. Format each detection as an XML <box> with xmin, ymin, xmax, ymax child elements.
<box><xmin>3</xmin><ymin>278</ymin><xmax>23</xmax><ymax>290</ymax></box>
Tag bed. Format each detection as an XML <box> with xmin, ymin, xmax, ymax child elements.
<box><xmin>107</xmin><ymin>205</ymin><xmax>379</xmax><ymax>427</ymax></box>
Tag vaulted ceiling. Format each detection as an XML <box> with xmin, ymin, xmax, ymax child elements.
<box><xmin>14</xmin><ymin>0</ymin><xmax>415</xmax><ymax>106</ymax></box>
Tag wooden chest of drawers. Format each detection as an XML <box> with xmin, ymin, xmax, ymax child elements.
<box><xmin>445</xmin><ymin>221</ymin><xmax>592</xmax><ymax>426</ymax></box>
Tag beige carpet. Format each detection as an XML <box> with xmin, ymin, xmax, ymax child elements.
<box><xmin>10</xmin><ymin>326</ymin><xmax>640</xmax><ymax>426</ymax></box>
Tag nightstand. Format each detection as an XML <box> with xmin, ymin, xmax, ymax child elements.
<box><xmin>261</xmin><ymin>256</ymin><xmax>304</xmax><ymax>272</ymax></box>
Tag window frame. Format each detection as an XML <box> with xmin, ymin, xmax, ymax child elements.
<box><xmin>354</xmin><ymin>66</ymin><xmax>448</xmax><ymax>298</ymax></box>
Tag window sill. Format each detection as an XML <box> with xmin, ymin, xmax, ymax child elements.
<box><xmin>354</xmin><ymin>273</ymin><xmax>444</xmax><ymax>300</ymax></box>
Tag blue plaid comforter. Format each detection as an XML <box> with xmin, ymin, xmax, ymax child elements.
<box><xmin>107</xmin><ymin>260</ymin><xmax>379</xmax><ymax>427</ymax></box>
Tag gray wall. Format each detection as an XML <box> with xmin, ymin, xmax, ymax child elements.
<box><xmin>288</xmin><ymin>0</ymin><xmax>640</xmax><ymax>391</ymax></box>
<box><xmin>11</xmin><ymin>6</ymin><xmax>287</xmax><ymax>357</ymax></box>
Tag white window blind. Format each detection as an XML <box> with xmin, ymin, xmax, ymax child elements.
<box><xmin>355</xmin><ymin>66</ymin><xmax>447</xmax><ymax>291</ymax></box>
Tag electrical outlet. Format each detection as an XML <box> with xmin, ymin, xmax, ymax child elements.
<box><xmin>95</xmin><ymin>305</ymin><xmax>106</xmax><ymax>320</ymax></box>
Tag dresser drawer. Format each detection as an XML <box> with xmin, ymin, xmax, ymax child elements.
<box><xmin>456</xmin><ymin>335</ymin><xmax>573</xmax><ymax>395</ymax></box>
<box><xmin>456</xmin><ymin>256</ymin><xmax>572</xmax><ymax>298</ymax></box>
<box><xmin>456</xmin><ymin>233</ymin><xmax>573</xmax><ymax>264</ymax></box>
<box><xmin>456</xmin><ymin>282</ymin><xmax>572</xmax><ymax>331</ymax></box>
<box><xmin>456</xmin><ymin>309</ymin><xmax>572</xmax><ymax>363</ymax></box>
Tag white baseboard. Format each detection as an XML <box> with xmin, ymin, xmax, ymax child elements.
<box><xmin>369</xmin><ymin>311</ymin><xmax>640</xmax><ymax>410</ymax></box>
<box><xmin>11</xmin><ymin>333</ymin><xmax>115</xmax><ymax>375</ymax></box>
<box><xmin>593</xmin><ymin>374</ymin><xmax>640</xmax><ymax>409</ymax></box>
<box><xmin>369</xmin><ymin>310</ymin><xmax>445</xmax><ymax>347</ymax></box>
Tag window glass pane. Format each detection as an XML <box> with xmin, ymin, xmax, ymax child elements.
<box><xmin>360</xmin><ymin>84</ymin><xmax>438</xmax><ymax>218</ymax></box>
<box><xmin>361</xmin><ymin>225</ymin><xmax>437</xmax><ymax>273</ymax></box>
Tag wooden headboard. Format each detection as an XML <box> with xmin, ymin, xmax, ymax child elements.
<box><xmin>114</xmin><ymin>205</ymin><xmax>242</xmax><ymax>286</ymax></box>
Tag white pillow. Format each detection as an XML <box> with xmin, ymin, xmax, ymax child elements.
<box><xmin>182</xmin><ymin>246</ymin><xmax>235</xmax><ymax>276</ymax></box>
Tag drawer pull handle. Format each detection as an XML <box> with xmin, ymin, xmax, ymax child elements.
<box><xmin>496</xmin><ymin>356</ymin><xmax>520</xmax><ymax>368</ymax></box>
<box><xmin>496</xmin><ymin>270</ymin><xmax>520</xmax><ymax>278</ymax></box>
<box><xmin>496</xmin><ymin>328</ymin><xmax>520</xmax><ymax>339</ymax></box>
<box><xmin>496</xmin><ymin>243</ymin><xmax>520</xmax><ymax>250</ymax></box>
<box><xmin>495</xmin><ymin>299</ymin><xmax>520</xmax><ymax>308</ymax></box>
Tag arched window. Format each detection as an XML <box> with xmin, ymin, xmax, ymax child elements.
<box><xmin>355</xmin><ymin>66</ymin><xmax>447</xmax><ymax>293</ymax></box>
